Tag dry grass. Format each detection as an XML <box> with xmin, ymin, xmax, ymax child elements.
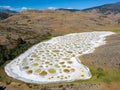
<box><xmin>80</xmin><ymin>33</ymin><xmax>120</xmax><ymax>71</ymax></box>
<box><xmin>0</xmin><ymin>10</ymin><xmax>120</xmax><ymax>47</ymax></box>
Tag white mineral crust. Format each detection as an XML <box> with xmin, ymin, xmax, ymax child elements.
<box><xmin>5</xmin><ymin>31</ymin><xmax>114</xmax><ymax>84</ymax></box>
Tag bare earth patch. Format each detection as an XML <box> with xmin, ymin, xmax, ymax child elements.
<box><xmin>80</xmin><ymin>33</ymin><xmax>120</xmax><ymax>71</ymax></box>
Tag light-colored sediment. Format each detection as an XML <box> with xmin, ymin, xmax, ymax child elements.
<box><xmin>5</xmin><ymin>31</ymin><xmax>114</xmax><ymax>84</ymax></box>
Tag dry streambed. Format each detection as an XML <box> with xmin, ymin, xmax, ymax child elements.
<box><xmin>5</xmin><ymin>31</ymin><xmax>114</xmax><ymax>84</ymax></box>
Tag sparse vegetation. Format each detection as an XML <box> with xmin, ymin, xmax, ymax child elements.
<box><xmin>0</xmin><ymin>37</ymin><xmax>32</xmax><ymax>66</ymax></box>
<box><xmin>0</xmin><ymin>12</ymin><xmax>13</xmax><ymax>20</ymax></box>
<box><xmin>89</xmin><ymin>67</ymin><xmax>120</xmax><ymax>83</ymax></box>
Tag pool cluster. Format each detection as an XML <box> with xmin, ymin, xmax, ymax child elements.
<box><xmin>5</xmin><ymin>31</ymin><xmax>114</xmax><ymax>84</ymax></box>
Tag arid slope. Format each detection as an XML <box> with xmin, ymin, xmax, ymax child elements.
<box><xmin>0</xmin><ymin>10</ymin><xmax>120</xmax><ymax>47</ymax></box>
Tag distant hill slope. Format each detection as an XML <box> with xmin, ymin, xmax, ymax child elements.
<box><xmin>0</xmin><ymin>7</ymin><xmax>17</xmax><ymax>20</ymax></box>
<box><xmin>83</xmin><ymin>2</ymin><xmax>120</xmax><ymax>14</ymax></box>
<box><xmin>0</xmin><ymin>2</ymin><xmax>120</xmax><ymax>47</ymax></box>
<box><xmin>56</xmin><ymin>8</ymin><xmax>81</xmax><ymax>12</ymax></box>
<box><xmin>0</xmin><ymin>7</ymin><xmax>17</xmax><ymax>13</ymax></box>
<box><xmin>0</xmin><ymin>12</ymin><xmax>14</xmax><ymax>20</ymax></box>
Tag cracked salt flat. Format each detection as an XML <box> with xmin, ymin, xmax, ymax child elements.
<box><xmin>5</xmin><ymin>31</ymin><xmax>114</xmax><ymax>84</ymax></box>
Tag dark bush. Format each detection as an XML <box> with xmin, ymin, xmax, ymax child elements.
<box><xmin>0</xmin><ymin>86</ymin><xmax>6</xmax><ymax>90</ymax></box>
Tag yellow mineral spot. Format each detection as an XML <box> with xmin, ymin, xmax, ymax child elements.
<box><xmin>60</xmin><ymin>62</ymin><xmax>65</xmax><ymax>64</ymax></box>
<box><xmin>81</xmin><ymin>74</ymin><xmax>84</xmax><ymax>77</ymax></box>
<box><xmin>57</xmin><ymin>76</ymin><xmax>60</xmax><ymax>78</ymax></box>
<box><xmin>67</xmin><ymin>61</ymin><xmax>73</xmax><ymax>64</ymax></box>
<box><xmin>72</xmin><ymin>54</ymin><xmax>75</xmax><ymax>57</ymax></box>
<box><xmin>81</xmin><ymin>70</ymin><xmax>85</xmax><ymax>72</ymax></box>
<box><xmin>23</xmin><ymin>66</ymin><xmax>29</xmax><ymax>69</ymax></box>
<box><xmin>80</xmin><ymin>68</ymin><xmax>85</xmax><ymax>72</ymax></box>
<box><xmin>40</xmin><ymin>71</ymin><xmax>47</xmax><ymax>76</ymax></box>
<box><xmin>32</xmin><ymin>63</ymin><xmax>39</xmax><ymax>66</ymax></box>
<box><xmin>48</xmin><ymin>68</ymin><xmax>56</xmax><ymax>74</ymax></box>
<box><xmin>35</xmin><ymin>58</ymin><xmax>40</xmax><ymax>61</ymax></box>
<box><xmin>27</xmin><ymin>70</ymin><xmax>33</xmax><ymax>74</ymax></box>
<box><xmin>63</xmin><ymin>69</ymin><xmax>70</xmax><ymax>73</ymax></box>
<box><xmin>53</xmin><ymin>50</ymin><xmax>60</xmax><ymax>53</ymax></box>
<box><xmin>51</xmin><ymin>76</ymin><xmax>54</xmax><ymax>78</ymax></box>
<box><xmin>67</xmin><ymin>51</ymin><xmax>72</xmax><ymax>53</ymax></box>
<box><xmin>63</xmin><ymin>58</ymin><xmax>70</xmax><ymax>60</ymax></box>
<box><xmin>35</xmin><ymin>69</ymin><xmax>41</xmax><ymax>73</ymax></box>
<box><xmin>65</xmin><ymin>77</ymin><xmax>68</xmax><ymax>79</ymax></box>
<box><xmin>62</xmin><ymin>65</ymin><xmax>66</xmax><ymax>68</ymax></box>
<box><xmin>45</xmin><ymin>62</ymin><xmax>50</xmax><ymax>64</ymax></box>
<box><xmin>48</xmin><ymin>77</ymin><xmax>51</xmax><ymax>80</ymax></box>
<box><xmin>54</xmin><ymin>64</ymin><xmax>60</xmax><ymax>68</ymax></box>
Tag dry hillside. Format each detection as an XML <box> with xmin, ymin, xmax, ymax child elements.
<box><xmin>0</xmin><ymin>10</ymin><xmax>120</xmax><ymax>47</ymax></box>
